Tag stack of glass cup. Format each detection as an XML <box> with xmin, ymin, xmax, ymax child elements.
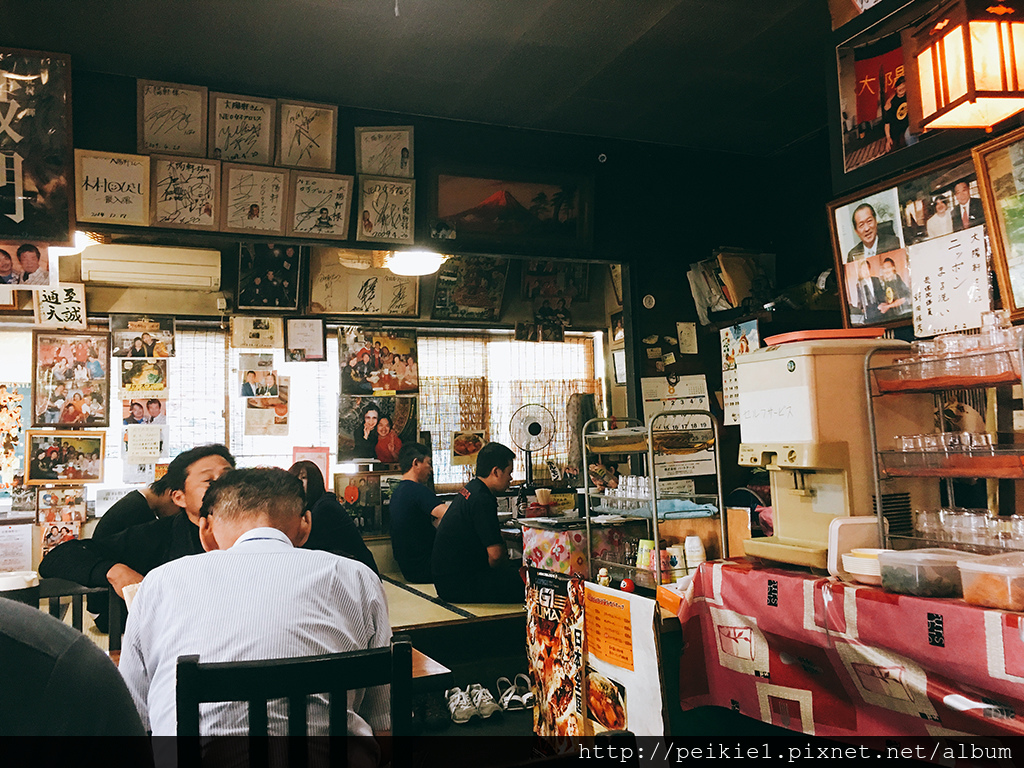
<box><xmin>890</xmin><ymin>311</ymin><xmax>1022</xmax><ymax>382</ymax></box>
<box><xmin>602</xmin><ymin>474</ymin><xmax>650</xmax><ymax>511</ymax></box>
<box><xmin>914</xmin><ymin>508</ymin><xmax>1024</xmax><ymax>549</ymax></box>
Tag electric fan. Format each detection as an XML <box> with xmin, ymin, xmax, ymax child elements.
<box><xmin>509</xmin><ymin>404</ymin><xmax>556</xmax><ymax>487</ymax></box>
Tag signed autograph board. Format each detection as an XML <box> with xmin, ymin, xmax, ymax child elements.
<box><xmin>308</xmin><ymin>250</ymin><xmax>418</xmax><ymax>316</ymax></box>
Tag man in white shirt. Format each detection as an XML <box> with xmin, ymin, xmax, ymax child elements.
<box><xmin>119</xmin><ymin>467</ymin><xmax>391</xmax><ymax>765</ymax></box>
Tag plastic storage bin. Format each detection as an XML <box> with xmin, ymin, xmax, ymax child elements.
<box><xmin>958</xmin><ymin>552</ymin><xmax>1024</xmax><ymax>611</ymax></box>
<box><xmin>878</xmin><ymin>548</ymin><xmax>984</xmax><ymax>597</ymax></box>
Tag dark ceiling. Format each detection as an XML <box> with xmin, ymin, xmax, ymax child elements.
<box><xmin>2</xmin><ymin>0</ymin><xmax>834</xmax><ymax>156</ymax></box>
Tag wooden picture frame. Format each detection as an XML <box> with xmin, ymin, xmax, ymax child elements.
<box><xmin>355</xmin><ymin>176</ymin><xmax>415</xmax><ymax>245</ymax></box>
<box><xmin>137</xmin><ymin>80</ymin><xmax>208</xmax><ymax>157</ymax></box>
<box><xmin>286</xmin><ymin>171</ymin><xmax>353</xmax><ymax>239</ymax></box>
<box><xmin>308</xmin><ymin>248</ymin><xmax>418</xmax><ymax>316</ymax></box>
<box><xmin>427</xmin><ymin>166</ymin><xmax>593</xmax><ymax>255</ymax></box>
<box><xmin>828</xmin><ymin>150</ymin><xmax>984</xmax><ymax>330</ymax></box>
<box><xmin>431</xmin><ymin>255</ymin><xmax>509</xmax><ymax>322</ymax></box>
<box><xmin>208</xmin><ymin>92</ymin><xmax>276</xmax><ymax>165</ymax></box>
<box><xmin>0</xmin><ymin>48</ymin><xmax>74</xmax><ymax>244</ymax></box>
<box><xmin>150</xmin><ymin>155</ymin><xmax>220</xmax><ymax>230</ymax></box>
<box><xmin>236</xmin><ymin>242</ymin><xmax>302</xmax><ymax>312</ymax></box>
<box><xmin>221</xmin><ymin>163</ymin><xmax>288</xmax><ymax>235</ymax></box>
<box><xmin>284</xmin><ymin>317</ymin><xmax>328</xmax><ymax>362</ymax></box>
<box><xmin>32</xmin><ymin>330</ymin><xmax>111</xmax><ymax>428</ymax></box>
<box><xmin>609</xmin><ymin>264</ymin><xmax>623</xmax><ymax>305</ymax></box>
<box><xmin>74</xmin><ymin>149</ymin><xmax>150</xmax><ymax>226</ymax></box>
<box><xmin>277</xmin><ymin>99</ymin><xmax>338</xmax><ymax>172</ymax></box>
<box><xmin>354</xmin><ymin>126</ymin><xmax>414</xmax><ymax>178</ymax></box>
<box><xmin>973</xmin><ymin>125</ymin><xmax>1024</xmax><ymax>322</ymax></box>
<box><xmin>612</xmin><ymin>348</ymin><xmax>627</xmax><ymax>386</ymax></box>
<box><xmin>24</xmin><ymin>430</ymin><xmax>105</xmax><ymax>485</ymax></box>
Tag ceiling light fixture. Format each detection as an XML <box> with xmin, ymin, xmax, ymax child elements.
<box><xmin>913</xmin><ymin>0</ymin><xmax>1024</xmax><ymax>129</ymax></box>
<box><xmin>48</xmin><ymin>230</ymin><xmax>100</xmax><ymax>258</ymax></box>
<box><xmin>385</xmin><ymin>249</ymin><xmax>448</xmax><ymax>276</ymax></box>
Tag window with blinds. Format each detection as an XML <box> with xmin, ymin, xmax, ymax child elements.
<box><xmin>418</xmin><ymin>333</ymin><xmax>602</xmax><ymax>489</ymax></box>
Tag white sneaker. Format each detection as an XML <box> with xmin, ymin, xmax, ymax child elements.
<box><xmin>445</xmin><ymin>687</ymin><xmax>476</xmax><ymax>724</ymax></box>
<box><xmin>467</xmin><ymin>683</ymin><xmax>502</xmax><ymax>719</ymax></box>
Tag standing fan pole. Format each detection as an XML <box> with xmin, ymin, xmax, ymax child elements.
<box><xmin>524</xmin><ymin>449</ymin><xmax>533</xmax><ymax>488</ymax></box>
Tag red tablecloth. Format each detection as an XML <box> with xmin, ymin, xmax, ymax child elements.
<box><xmin>676</xmin><ymin>559</ymin><xmax>1024</xmax><ymax>737</ymax></box>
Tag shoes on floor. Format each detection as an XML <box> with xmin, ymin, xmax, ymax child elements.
<box><xmin>446</xmin><ymin>687</ymin><xmax>477</xmax><ymax>724</ymax></box>
<box><xmin>515</xmin><ymin>672</ymin><xmax>536</xmax><ymax>707</ymax></box>
<box><xmin>467</xmin><ymin>683</ymin><xmax>502</xmax><ymax>719</ymax></box>
<box><xmin>496</xmin><ymin>676</ymin><xmax>525</xmax><ymax>711</ymax></box>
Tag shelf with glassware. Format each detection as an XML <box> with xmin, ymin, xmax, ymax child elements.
<box><xmin>866</xmin><ymin>314</ymin><xmax>1024</xmax><ymax>554</ymax></box>
<box><xmin>581</xmin><ymin>410</ymin><xmax>725</xmax><ymax>590</ymax></box>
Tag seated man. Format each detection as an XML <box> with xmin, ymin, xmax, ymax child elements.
<box><xmin>431</xmin><ymin>442</ymin><xmax>524</xmax><ymax>604</ymax></box>
<box><xmin>389</xmin><ymin>443</ymin><xmax>448</xmax><ymax>583</ymax></box>
<box><xmin>118</xmin><ymin>468</ymin><xmax>389</xmax><ymax>764</ymax></box>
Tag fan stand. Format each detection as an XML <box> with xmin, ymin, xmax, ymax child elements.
<box><xmin>524</xmin><ymin>449</ymin><xmax>533</xmax><ymax>488</ymax></box>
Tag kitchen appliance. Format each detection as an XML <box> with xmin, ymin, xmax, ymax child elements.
<box><xmin>735</xmin><ymin>338</ymin><xmax>932</xmax><ymax>569</ymax></box>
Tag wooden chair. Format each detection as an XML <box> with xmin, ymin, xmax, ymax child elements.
<box><xmin>176</xmin><ymin>635</ymin><xmax>412</xmax><ymax>768</ymax></box>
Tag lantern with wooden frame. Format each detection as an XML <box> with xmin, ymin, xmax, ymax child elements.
<box><xmin>911</xmin><ymin>0</ymin><xmax>1024</xmax><ymax>130</ymax></box>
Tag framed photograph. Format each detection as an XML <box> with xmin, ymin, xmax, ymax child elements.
<box><xmin>286</xmin><ymin>171</ymin><xmax>353</xmax><ymax>239</ymax></box>
<box><xmin>41</xmin><ymin>521</ymin><xmax>80</xmax><ymax>558</ymax></box>
<box><xmin>110</xmin><ymin>314</ymin><xmax>175</xmax><ymax>357</ymax></box>
<box><xmin>521</xmin><ymin>259</ymin><xmax>589</xmax><ymax>302</ymax></box>
<box><xmin>308</xmin><ymin>248</ymin><xmax>418</xmax><ymax>316</ymax></box>
<box><xmin>119</xmin><ymin>358</ymin><xmax>168</xmax><ymax>400</ymax></box>
<box><xmin>284</xmin><ymin>317</ymin><xmax>327</xmax><ymax>362</ymax></box>
<box><xmin>354</xmin><ymin>126</ymin><xmax>414</xmax><ymax>178</ymax></box>
<box><xmin>25</xmin><ymin>430</ymin><xmax>105</xmax><ymax>486</ymax></box>
<box><xmin>829</xmin><ymin>150</ymin><xmax>985</xmax><ymax>329</ymax></box>
<box><xmin>32</xmin><ymin>330</ymin><xmax>110</xmax><ymax>427</ymax></box>
<box><xmin>451</xmin><ymin>430</ymin><xmax>485</xmax><ymax>466</ymax></box>
<box><xmin>337</xmin><ymin>395</ymin><xmax>417</xmax><ymax>463</ymax></box>
<box><xmin>339</xmin><ymin>328</ymin><xmax>418</xmax><ymax>395</ymax></box>
<box><xmin>123</xmin><ymin>398</ymin><xmax>167</xmax><ymax>425</ymax></box>
<box><xmin>609</xmin><ymin>264</ymin><xmax>623</xmax><ymax>305</ymax></box>
<box><xmin>221</xmin><ymin>163</ymin><xmax>288</xmax><ymax>235</ymax></box>
<box><xmin>332</xmin><ymin>470</ymin><xmax>385</xmax><ymax>533</ymax></box>
<box><xmin>612</xmin><ymin>347</ymin><xmax>627</xmax><ymax>386</ymax></box>
<box><xmin>610</xmin><ymin>311</ymin><xmax>624</xmax><ymax>346</ymax></box>
<box><xmin>0</xmin><ymin>382</ymin><xmax>29</xmax><ymax>498</ymax></box>
<box><xmin>37</xmin><ymin>486</ymin><xmax>86</xmax><ymax>523</ymax></box>
<box><xmin>137</xmin><ymin>80</ymin><xmax>208</xmax><ymax>157</ymax></box>
<box><xmin>432</xmin><ymin>255</ymin><xmax>509</xmax><ymax>322</ymax></box>
<box><xmin>277</xmin><ymin>99</ymin><xmax>338</xmax><ymax>172</ymax></box>
<box><xmin>973</xmin><ymin>125</ymin><xmax>1024</xmax><ymax>322</ymax></box>
<box><xmin>428</xmin><ymin>167</ymin><xmax>593</xmax><ymax>254</ymax></box>
<box><xmin>0</xmin><ymin>49</ymin><xmax>74</xmax><ymax>244</ymax></box>
<box><xmin>355</xmin><ymin>176</ymin><xmax>414</xmax><ymax>244</ymax></box>
<box><xmin>208</xmin><ymin>92</ymin><xmax>276</xmax><ymax>165</ymax></box>
<box><xmin>74</xmin><ymin>149</ymin><xmax>150</xmax><ymax>226</ymax></box>
<box><xmin>229</xmin><ymin>316</ymin><xmax>283</xmax><ymax>349</ymax></box>
<box><xmin>150</xmin><ymin>155</ymin><xmax>220</xmax><ymax>230</ymax></box>
<box><xmin>238</xmin><ymin>353</ymin><xmax>275</xmax><ymax>397</ymax></box>
<box><xmin>237</xmin><ymin>242</ymin><xmax>301</xmax><ymax>311</ymax></box>
<box><xmin>0</xmin><ymin>241</ymin><xmax>55</xmax><ymax>288</ymax></box>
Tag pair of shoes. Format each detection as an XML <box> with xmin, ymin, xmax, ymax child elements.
<box><xmin>445</xmin><ymin>685</ymin><xmax>502</xmax><ymax>723</ymax></box>
<box><xmin>497</xmin><ymin>673</ymin><xmax>536</xmax><ymax>710</ymax></box>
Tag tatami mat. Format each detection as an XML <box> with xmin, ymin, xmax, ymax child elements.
<box><xmin>382</xmin><ymin>580</ymin><xmax>463</xmax><ymax>628</ymax></box>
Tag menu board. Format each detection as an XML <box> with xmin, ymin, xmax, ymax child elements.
<box><xmin>583</xmin><ymin>588</ymin><xmax>634</xmax><ymax>671</ymax></box>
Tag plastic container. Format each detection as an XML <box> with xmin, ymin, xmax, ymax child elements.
<box><xmin>959</xmin><ymin>552</ymin><xmax>1024</xmax><ymax>611</ymax></box>
<box><xmin>878</xmin><ymin>548</ymin><xmax>985</xmax><ymax>598</ymax></box>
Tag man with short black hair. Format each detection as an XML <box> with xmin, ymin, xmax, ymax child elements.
<box><xmin>431</xmin><ymin>442</ymin><xmax>523</xmax><ymax>604</ymax></box>
<box><xmin>119</xmin><ymin>468</ymin><xmax>390</xmax><ymax>761</ymax></box>
<box><xmin>389</xmin><ymin>443</ymin><xmax>448</xmax><ymax>583</ymax></box>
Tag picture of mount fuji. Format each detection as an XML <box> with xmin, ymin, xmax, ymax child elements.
<box><xmin>433</xmin><ymin>173</ymin><xmax>586</xmax><ymax>245</ymax></box>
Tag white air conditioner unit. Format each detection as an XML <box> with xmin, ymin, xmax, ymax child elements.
<box><xmin>80</xmin><ymin>244</ymin><xmax>221</xmax><ymax>290</ymax></box>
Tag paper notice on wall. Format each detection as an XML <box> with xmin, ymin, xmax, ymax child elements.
<box><xmin>676</xmin><ymin>322</ymin><xmax>698</xmax><ymax>355</ymax></box>
<box><xmin>640</xmin><ymin>375</ymin><xmax>714</xmax><ymax>478</ymax></box>
<box><xmin>0</xmin><ymin>524</ymin><xmax>32</xmax><ymax>571</ymax></box>
<box><xmin>33</xmin><ymin>284</ymin><xmax>87</xmax><ymax>329</ymax></box>
<box><xmin>910</xmin><ymin>225</ymin><xmax>990</xmax><ymax>337</ymax></box>
<box><xmin>584</xmin><ymin>583</ymin><xmax>664</xmax><ymax>736</ymax></box>
<box><xmin>95</xmin><ymin>488</ymin><xmax>135</xmax><ymax>517</ymax></box>
<box><xmin>720</xmin><ymin>320</ymin><xmax>760</xmax><ymax>426</ymax></box>
<box><xmin>125</xmin><ymin>424</ymin><xmax>164</xmax><ymax>460</ymax></box>
<box><xmin>244</xmin><ymin>377</ymin><xmax>289</xmax><ymax>436</ymax></box>
<box><xmin>123</xmin><ymin>462</ymin><xmax>156</xmax><ymax>485</ymax></box>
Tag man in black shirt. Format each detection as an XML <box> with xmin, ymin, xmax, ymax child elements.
<box><xmin>389</xmin><ymin>443</ymin><xmax>448</xmax><ymax>583</ymax></box>
<box><xmin>431</xmin><ymin>442</ymin><xmax>523</xmax><ymax>603</ymax></box>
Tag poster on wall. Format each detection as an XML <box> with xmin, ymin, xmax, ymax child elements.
<box><xmin>521</xmin><ymin>260</ymin><xmax>589</xmax><ymax>302</ymax></box>
<box><xmin>123</xmin><ymin>398</ymin><xmax>167</xmax><ymax>425</ymax></box>
<box><xmin>583</xmin><ymin>582</ymin><xmax>665</xmax><ymax>736</ymax></box>
<box><xmin>137</xmin><ymin>80</ymin><xmax>208</xmax><ymax>157</ymax></box>
<box><xmin>244</xmin><ymin>377</ymin><xmax>290</xmax><ymax>436</ymax></box>
<box><xmin>640</xmin><ymin>375</ymin><xmax>715</xmax><ymax>479</ymax></box>
<box><xmin>74</xmin><ymin>150</ymin><xmax>150</xmax><ymax>226</ymax></box>
<box><xmin>150</xmin><ymin>155</ymin><xmax>220</xmax><ymax>230</ymax></box>
<box><xmin>238</xmin><ymin>353</ymin><xmax>275</xmax><ymax>397</ymax></box>
<box><xmin>0</xmin><ymin>242</ymin><xmax>55</xmax><ymax>288</ymax></box>
<box><xmin>110</xmin><ymin>314</ymin><xmax>175</xmax><ymax>357</ymax></box>
<box><xmin>32</xmin><ymin>331</ymin><xmax>110</xmax><ymax>427</ymax></box>
<box><xmin>911</xmin><ymin>225</ymin><xmax>990</xmax><ymax>337</ymax></box>
<box><xmin>431</xmin><ymin>255</ymin><xmax>509</xmax><ymax>322</ymax></box>
<box><xmin>526</xmin><ymin>569</ymin><xmax>585</xmax><ymax>738</ymax></box>
<box><xmin>451</xmin><ymin>430</ymin><xmax>485</xmax><ymax>466</ymax></box>
<box><xmin>337</xmin><ymin>395</ymin><xmax>417</xmax><ymax>462</ymax></box>
<box><xmin>0</xmin><ymin>49</ymin><xmax>74</xmax><ymax>244</ymax></box>
<box><xmin>0</xmin><ymin>383</ymin><xmax>28</xmax><ymax>499</ymax></box>
<box><xmin>229</xmin><ymin>316</ymin><xmax>283</xmax><ymax>349</ymax></box>
<box><xmin>119</xmin><ymin>358</ymin><xmax>168</xmax><ymax>400</ymax></box>
<box><xmin>339</xmin><ymin>328</ymin><xmax>418</xmax><ymax>395</ymax></box>
<box><xmin>32</xmin><ymin>283</ymin><xmax>86</xmax><ymax>329</ymax></box>
<box><xmin>236</xmin><ymin>242</ymin><xmax>301</xmax><ymax>311</ymax></box>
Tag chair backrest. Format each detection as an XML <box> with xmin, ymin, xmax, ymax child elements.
<box><xmin>176</xmin><ymin>634</ymin><xmax>412</xmax><ymax>767</ymax></box>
